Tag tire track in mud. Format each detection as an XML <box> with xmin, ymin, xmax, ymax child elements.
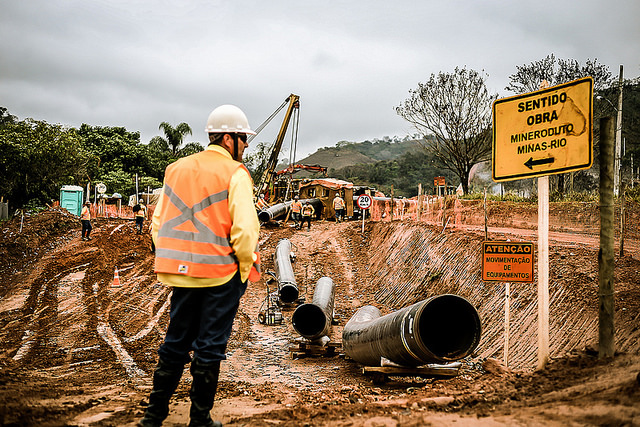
<box><xmin>12</xmin><ymin>247</ymin><xmax>97</xmax><ymax>363</ymax></box>
<box><xmin>6</xmin><ymin>220</ymin><xmax>166</xmax><ymax>385</ymax></box>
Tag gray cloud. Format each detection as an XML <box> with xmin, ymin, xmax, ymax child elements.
<box><xmin>1</xmin><ymin>0</ymin><xmax>638</xmax><ymax>159</ymax></box>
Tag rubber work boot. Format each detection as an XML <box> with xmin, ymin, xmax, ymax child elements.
<box><xmin>188</xmin><ymin>358</ymin><xmax>222</xmax><ymax>427</ymax></box>
<box><xmin>138</xmin><ymin>358</ymin><xmax>184</xmax><ymax>427</ymax></box>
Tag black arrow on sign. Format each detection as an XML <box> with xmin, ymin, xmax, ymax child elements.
<box><xmin>524</xmin><ymin>156</ymin><xmax>555</xmax><ymax>170</ymax></box>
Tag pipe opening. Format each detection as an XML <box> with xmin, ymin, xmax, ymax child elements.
<box><xmin>279</xmin><ymin>283</ymin><xmax>299</xmax><ymax>304</ymax></box>
<box><xmin>292</xmin><ymin>304</ymin><xmax>326</xmax><ymax>338</ymax></box>
<box><xmin>418</xmin><ymin>295</ymin><xmax>481</xmax><ymax>360</ymax></box>
<box><xmin>258</xmin><ymin>211</ymin><xmax>272</xmax><ymax>223</ymax></box>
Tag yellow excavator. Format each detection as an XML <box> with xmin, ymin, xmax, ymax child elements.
<box><xmin>252</xmin><ymin>94</ymin><xmax>300</xmax><ymax>204</ymax></box>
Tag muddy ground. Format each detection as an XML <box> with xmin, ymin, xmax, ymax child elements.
<box><xmin>0</xmin><ymin>207</ymin><xmax>639</xmax><ymax>426</ymax></box>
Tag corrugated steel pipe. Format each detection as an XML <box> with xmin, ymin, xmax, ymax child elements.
<box><xmin>258</xmin><ymin>198</ymin><xmax>323</xmax><ymax>223</ymax></box>
<box><xmin>342</xmin><ymin>294</ymin><xmax>481</xmax><ymax>367</ymax></box>
<box><xmin>274</xmin><ymin>238</ymin><xmax>299</xmax><ymax>304</ymax></box>
<box><xmin>258</xmin><ymin>201</ymin><xmax>292</xmax><ymax>223</ymax></box>
<box><xmin>291</xmin><ymin>277</ymin><xmax>335</xmax><ymax>341</ymax></box>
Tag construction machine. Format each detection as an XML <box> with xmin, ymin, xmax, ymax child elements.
<box><xmin>252</xmin><ymin>94</ymin><xmax>300</xmax><ymax>204</ymax></box>
<box><xmin>275</xmin><ymin>164</ymin><xmax>327</xmax><ymax>177</ymax></box>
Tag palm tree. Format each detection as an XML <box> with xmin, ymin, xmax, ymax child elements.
<box><xmin>150</xmin><ymin>122</ymin><xmax>193</xmax><ymax>156</ymax></box>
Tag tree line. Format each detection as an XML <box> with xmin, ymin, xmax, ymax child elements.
<box><xmin>0</xmin><ymin>109</ymin><xmax>200</xmax><ymax>211</ymax></box>
<box><xmin>2</xmin><ymin>54</ymin><xmax>638</xmax><ymax>213</ymax></box>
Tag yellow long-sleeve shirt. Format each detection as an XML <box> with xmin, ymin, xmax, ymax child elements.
<box><xmin>152</xmin><ymin>145</ymin><xmax>260</xmax><ymax>287</ymax></box>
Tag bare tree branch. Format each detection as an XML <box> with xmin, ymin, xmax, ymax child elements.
<box><xmin>396</xmin><ymin>67</ymin><xmax>497</xmax><ymax>194</ymax></box>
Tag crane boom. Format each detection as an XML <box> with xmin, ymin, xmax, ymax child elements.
<box><xmin>257</xmin><ymin>94</ymin><xmax>300</xmax><ymax>201</ymax></box>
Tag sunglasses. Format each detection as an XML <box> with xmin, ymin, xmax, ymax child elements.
<box><xmin>235</xmin><ymin>133</ymin><xmax>247</xmax><ymax>143</ymax></box>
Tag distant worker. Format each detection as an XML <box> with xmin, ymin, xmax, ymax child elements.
<box><xmin>291</xmin><ymin>195</ymin><xmax>302</xmax><ymax>229</ymax></box>
<box><xmin>80</xmin><ymin>201</ymin><xmax>92</xmax><ymax>241</ymax></box>
<box><xmin>300</xmin><ymin>201</ymin><xmax>315</xmax><ymax>230</ymax></box>
<box><xmin>333</xmin><ymin>193</ymin><xmax>346</xmax><ymax>223</ymax></box>
<box><xmin>134</xmin><ymin>198</ymin><xmax>146</xmax><ymax>235</ymax></box>
<box><xmin>255</xmin><ymin>194</ymin><xmax>269</xmax><ymax>212</ymax></box>
<box><xmin>140</xmin><ymin>105</ymin><xmax>261</xmax><ymax>427</ymax></box>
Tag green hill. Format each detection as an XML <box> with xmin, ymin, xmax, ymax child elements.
<box><xmin>281</xmin><ymin>137</ymin><xmax>423</xmax><ymax>173</ymax></box>
<box><xmin>275</xmin><ymin>137</ymin><xmax>457</xmax><ymax>197</ymax></box>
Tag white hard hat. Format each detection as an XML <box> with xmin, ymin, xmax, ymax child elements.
<box><xmin>205</xmin><ymin>105</ymin><xmax>256</xmax><ymax>135</ymax></box>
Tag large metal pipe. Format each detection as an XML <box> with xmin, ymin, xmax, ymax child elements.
<box><xmin>258</xmin><ymin>201</ymin><xmax>292</xmax><ymax>223</ymax></box>
<box><xmin>291</xmin><ymin>277</ymin><xmax>335</xmax><ymax>341</ymax></box>
<box><xmin>273</xmin><ymin>238</ymin><xmax>299</xmax><ymax>303</ymax></box>
<box><xmin>258</xmin><ymin>198</ymin><xmax>323</xmax><ymax>223</ymax></box>
<box><xmin>342</xmin><ymin>294</ymin><xmax>481</xmax><ymax>367</ymax></box>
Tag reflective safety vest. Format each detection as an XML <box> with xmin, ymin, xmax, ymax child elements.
<box><xmin>333</xmin><ymin>197</ymin><xmax>345</xmax><ymax>210</ymax></box>
<box><xmin>255</xmin><ymin>197</ymin><xmax>269</xmax><ymax>211</ymax></box>
<box><xmin>81</xmin><ymin>206</ymin><xmax>90</xmax><ymax>220</ymax></box>
<box><xmin>154</xmin><ymin>150</ymin><xmax>261</xmax><ymax>281</ymax></box>
<box><xmin>302</xmin><ymin>204</ymin><xmax>314</xmax><ymax>216</ymax></box>
<box><xmin>291</xmin><ymin>200</ymin><xmax>302</xmax><ymax>213</ymax></box>
<box><xmin>136</xmin><ymin>204</ymin><xmax>146</xmax><ymax>218</ymax></box>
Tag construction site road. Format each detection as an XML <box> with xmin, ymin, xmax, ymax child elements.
<box><xmin>0</xmin><ymin>207</ymin><xmax>639</xmax><ymax>426</ymax></box>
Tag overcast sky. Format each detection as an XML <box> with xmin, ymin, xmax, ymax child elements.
<box><xmin>1</xmin><ymin>0</ymin><xmax>639</xmax><ymax>159</ymax></box>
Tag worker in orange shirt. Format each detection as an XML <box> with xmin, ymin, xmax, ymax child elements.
<box><xmin>291</xmin><ymin>195</ymin><xmax>302</xmax><ymax>229</ymax></box>
<box><xmin>134</xmin><ymin>198</ymin><xmax>146</xmax><ymax>234</ymax></box>
<box><xmin>80</xmin><ymin>202</ymin><xmax>92</xmax><ymax>241</ymax></box>
<box><xmin>300</xmin><ymin>201</ymin><xmax>315</xmax><ymax>230</ymax></box>
<box><xmin>255</xmin><ymin>194</ymin><xmax>269</xmax><ymax>212</ymax></box>
<box><xmin>140</xmin><ymin>105</ymin><xmax>260</xmax><ymax>427</ymax></box>
<box><xmin>333</xmin><ymin>193</ymin><xmax>346</xmax><ymax>223</ymax></box>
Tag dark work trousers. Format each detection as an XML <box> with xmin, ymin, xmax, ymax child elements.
<box><xmin>291</xmin><ymin>212</ymin><xmax>301</xmax><ymax>228</ymax></box>
<box><xmin>158</xmin><ymin>271</ymin><xmax>248</xmax><ymax>365</ymax></box>
<box><xmin>135</xmin><ymin>216</ymin><xmax>144</xmax><ymax>234</ymax></box>
<box><xmin>301</xmin><ymin>215</ymin><xmax>312</xmax><ymax>229</ymax></box>
<box><xmin>81</xmin><ymin>220</ymin><xmax>92</xmax><ymax>238</ymax></box>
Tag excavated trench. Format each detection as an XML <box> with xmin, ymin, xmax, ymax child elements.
<box><xmin>364</xmin><ymin>221</ymin><xmax>640</xmax><ymax>370</ymax></box>
<box><xmin>1</xmin><ymin>207</ymin><xmax>640</xmax><ymax>426</ymax></box>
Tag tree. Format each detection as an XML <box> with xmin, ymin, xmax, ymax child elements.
<box><xmin>76</xmin><ymin>124</ymin><xmax>149</xmax><ymax>179</ymax></box>
<box><xmin>244</xmin><ymin>141</ymin><xmax>273</xmax><ymax>184</ymax></box>
<box><xmin>0</xmin><ymin>118</ymin><xmax>89</xmax><ymax>208</ymax></box>
<box><xmin>151</xmin><ymin>122</ymin><xmax>194</xmax><ymax>156</ymax></box>
<box><xmin>0</xmin><ymin>107</ymin><xmax>17</xmax><ymax>126</ymax></box>
<box><xmin>505</xmin><ymin>54</ymin><xmax>614</xmax><ymax>94</ymax></box>
<box><xmin>396</xmin><ymin>67</ymin><xmax>497</xmax><ymax>194</ymax></box>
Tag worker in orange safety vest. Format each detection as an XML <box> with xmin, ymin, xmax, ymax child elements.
<box><xmin>80</xmin><ymin>202</ymin><xmax>92</xmax><ymax>241</ymax></box>
<box><xmin>140</xmin><ymin>105</ymin><xmax>260</xmax><ymax>427</ymax></box>
<box><xmin>333</xmin><ymin>193</ymin><xmax>346</xmax><ymax>223</ymax></box>
<box><xmin>291</xmin><ymin>195</ymin><xmax>302</xmax><ymax>229</ymax></box>
<box><xmin>255</xmin><ymin>194</ymin><xmax>269</xmax><ymax>212</ymax></box>
<box><xmin>300</xmin><ymin>201</ymin><xmax>315</xmax><ymax>230</ymax></box>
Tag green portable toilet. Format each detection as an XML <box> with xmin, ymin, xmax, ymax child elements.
<box><xmin>60</xmin><ymin>185</ymin><xmax>84</xmax><ymax>216</ymax></box>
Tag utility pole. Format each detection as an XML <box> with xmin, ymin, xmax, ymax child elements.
<box><xmin>614</xmin><ymin>65</ymin><xmax>624</xmax><ymax>196</ymax></box>
<box><xmin>599</xmin><ymin>117</ymin><xmax>615</xmax><ymax>359</ymax></box>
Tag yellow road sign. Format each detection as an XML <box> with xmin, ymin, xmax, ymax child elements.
<box><xmin>492</xmin><ymin>77</ymin><xmax>593</xmax><ymax>182</ymax></box>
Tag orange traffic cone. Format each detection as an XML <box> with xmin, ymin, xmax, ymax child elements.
<box><xmin>111</xmin><ymin>266</ymin><xmax>121</xmax><ymax>288</ymax></box>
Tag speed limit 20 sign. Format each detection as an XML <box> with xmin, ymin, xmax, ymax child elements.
<box><xmin>357</xmin><ymin>194</ymin><xmax>372</xmax><ymax>210</ymax></box>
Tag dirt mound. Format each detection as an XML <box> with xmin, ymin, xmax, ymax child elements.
<box><xmin>0</xmin><ymin>208</ymin><xmax>79</xmax><ymax>283</ymax></box>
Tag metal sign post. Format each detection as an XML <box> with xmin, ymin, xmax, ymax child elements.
<box><xmin>357</xmin><ymin>194</ymin><xmax>372</xmax><ymax>233</ymax></box>
<box><xmin>537</xmin><ymin>175</ymin><xmax>550</xmax><ymax>369</ymax></box>
<box><xmin>481</xmin><ymin>241</ymin><xmax>533</xmax><ymax>368</ymax></box>
<box><xmin>504</xmin><ymin>281</ymin><xmax>511</xmax><ymax>366</ymax></box>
